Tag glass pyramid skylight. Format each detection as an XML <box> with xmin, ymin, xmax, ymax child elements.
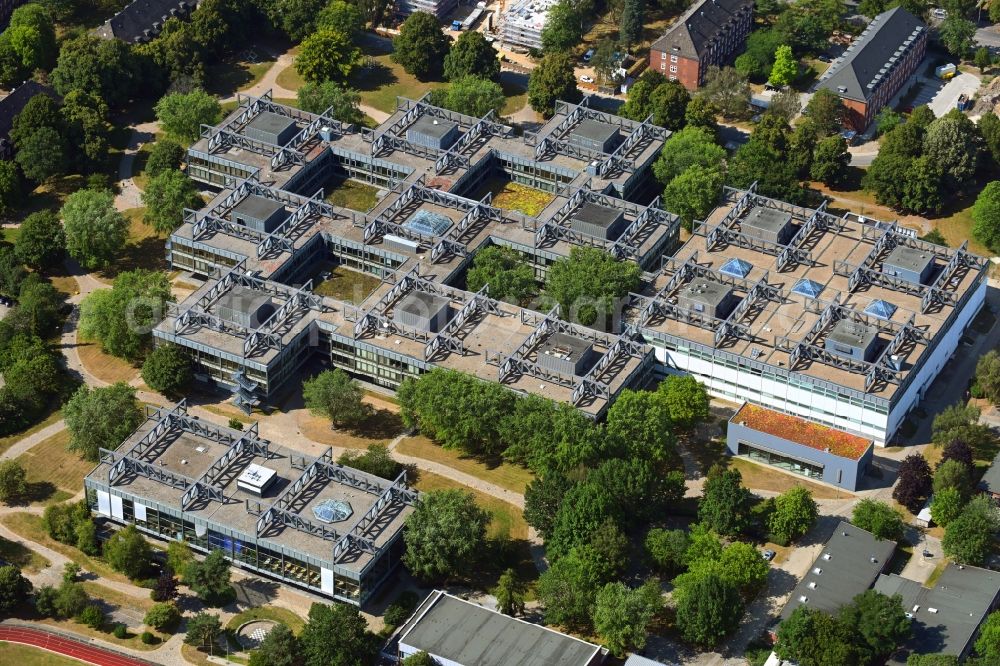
<box><xmin>405</xmin><ymin>210</ymin><xmax>452</xmax><ymax>236</ymax></box>
<box><xmin>719</xmin><ymin>257</ymin><xmax>753</xmax><ymax>278</ymax></box>
<box><xmin>864</xmin><ymin>299</ymin><xmax>897</xmax><ymax>320</ymax></box>
<box><xmin>791</xmin><ymin>278</ymin><xmax>824</xmax><ymax>298</ymax></box>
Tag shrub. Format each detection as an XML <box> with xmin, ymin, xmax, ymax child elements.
<box><xmin>141</xmin><ymin>630</ymin><xmax>156</xmax><ymax>645</ymax></box>
<box><xmin>113</xmin><ymin>622</ymin><xmax>128</xmax><ymax>638</ymax></box>
<box><xmin>384</xmin><ymin>590</ymin><xmax>420</xmax><ymax>627</ymax></box>
<box><xmin>78</xmin><ymin>604</ymin><xmax>105</xmax><ymax>629</ymax></box>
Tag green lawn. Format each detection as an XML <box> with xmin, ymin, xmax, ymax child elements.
<box><xmin>0</xmin><ymin>642</ymin><xmax>89</xmax><ymax>665</ymax></box>
<box><xmin>313</xmin><ymin>266</ymin><xmax>381</xmax><ymax>304</ymax></box>
<box><xmin>500</xmin><ymin>72</ymin><xmax>528</xmax><ymax>116</ymax></box>
<box><xmin>395</xmin><ymin>435</ymin><xmax>535</xmax><ymax>494</ymax></box>
<box><xmin>227</xmin><ymin>606</ymin><xmax>306</xmax><ymax>635</ymax></box>
<box><xmin>2</xmin><ymin>226</ymin><xmax>19</xmax><ymax>243</ymax></box>
<box><xmin>205</xmin><ymin>57</ymin><xmax>276</xmax><ymax>98</ymax></box>
<box><xmin>15</xmin><ymin>428</ymin><xmax>93</xmax><ymax>505</ymax></box>
<box><xmin>0</xmin><ymin>535</ymin><xmax>50</xmax><ymax>573</ymax></box>
<box><xmin>97</xmin><ymin>208</ymin><xmax>170</xmax><ymax>280</ymax></box>
<box><xmin>0</xmin><ymin>408</ymin><xmax>62</xmax><ymax>457</ymax></box>
<box><xmin>324</xmin><ymin>177</ymin><xmax>380</xmax><ymax>212</ymax></box>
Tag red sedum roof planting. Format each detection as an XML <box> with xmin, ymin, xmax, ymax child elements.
<box><xmin>732</xmin><ymin>403</ymin><xmax>872</xmax><ymax>460</ymax></box>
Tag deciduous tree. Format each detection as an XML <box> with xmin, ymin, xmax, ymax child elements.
<box><xmin>776</xmin><ymin>606</ymin><xmax>858</xmax><ymax>666</ymax></box>
<box><xmin>444</xmin><ymin>31</ymin><xmax>499</xmax><ymax>81</ymax></box>
<box><xmin>61</xmin><ymin>188</ymin><xmax>128</xmax><ymax>270</ymax></box>
<box><xmin>810</xmin><ymin>135</ymin><xmax>850</xmax><ymax>186</ymax></box>
<box><xmin>663</xmin><ymin>165</ymin><xmax>724</xmax><ymax>231</ymax></box>
<box><xmin>930</xmin><ymin>486</ymin><xmax>963</xmax><ymax>527</ymax></box>
<box><xmin>645</xmin><ymin>528</ymin><xmax>689</xmax><ymax>572</ymax></box>
<box><xmin>428</xmin><ymin>75</ymin><xmax>505</xmax><ymax>118</ymax></box>
<box><xmin>144</xmin><ymin>139</ymin><xmax>185</xmax><ymax>179</ymax></box>
<box><xmin>104</xmin><ymin>524</ymin><xmax>152</xmax><ymax>580</ymax></box>
<box><xmin>248</xmin><ymin>623</ymin><xmax>301</xmax><ymax>666</ymax></box>
<box><xmin>839</xmin><ymin>590</ymin><xmax>911</xmax><ymax>662</ymax></box>
<box><xmin>805</xmin><ymin>88</ymin><xmax>845</xmax><ymax>137</ymax></box>
<box><xmin>674</xmin><ymin>574</ymin><xmax>742</xmax><ymax>646</ymax></box>
<box><xmin>528</xmin><ymin>51</ymin><xmax>580</xmax><ymax>117</ymax></box>
<box><xmin>64</xmin><ymin>383</ymin><xmax>142</xmax><ymax>461</ymax></box>
<box><xmin>0</xmin><ymin>460</ymin><xmax>27</xmax><ymax>503</ymax></box>
<box><xmin>593</xmin><ymin>580</ymin><xmax>661</xmax><ymax>656</ymax></box>
<box><xmin>649</xmin><ymin>80</ymin><xmax>691</xmax><ymax>131</ymax></box>
<box><xmin>493</xmin><ymin>568</ymin><xmax>526</xmax><ymax>616</ymax></box>
<box><xmin>15</xmin><ymin>210</ymin><xmax>65</xmax><ymax>270</ymax></box>
<box><xmin>295</xmin><ymin>28</ymin><xmax>361</xmax><ymax>84</ymax></box>
<box><xmin>296</xmin><ymin>82</ymin><xmax>364</xmax><ymax>124</ymax></box>
<box><xmin>465</xmin><ymin>245</ymin><xmax>536</xmax><ymax>304</ymax></box>
<box><xmin>768</xmin><ymin>486</ymin><xmax>817</xmax><ymax>544</ymax></box>
<box><xmin>769</xmin><ymin>45</ymin><xmax>798</xmax><ymax>86</ymax></box>
<box><xmin>154</xmin><ymin>89</ymin><xmax>221</xmax><ymax>142</ymax></box>
<box><xmin>942</xmin><ymin>495</ymin><xmax>1000</xmax><ymax>565</ymax></box>
<box><xmin>540</xmin><ymin>0</ymin><xmax>583</xmax><ymax>52</ymax></box>
<box><xmin>545</xmin><ymin>246</ymin><xmax>640</xmax><ymax>326</ymax></box>
<box><xmin>184</xmin><ymin>549</ymin><xmax>232</xmax><ymax>603</ymax></box>
<box><xmin>923</xmin><ymin>110</ymin><xmax>981</xmax><ymax>191</ymax></box>
<box><xmin>300</xmin><ymin>602</ymin><xmax>378</xmax><ymax>666</ymax></box>
<box><xmin>702</xmin><ymin>66</ymin><xmax>750</xmax><ymax>119</ymax></box>
<box><xmin>652</xmin><ymin>126</ymin><xmax>726</xmax><ymax>185</ymax></box>
<box><xmin>142</xmin><ymin>169</ymin><xmax>202</xmax><ymax>234</ymax></box>
<box><xmin>698</xmin><ymin>466</ymin><xmax>752</xmax><ymax>536</ymax></box>
<box><xmin>184</xmin><ymin>612</ymin><xmax>222</xmax><ymax>650</ymax></box>
<box><xmin>141</xmin><ymin>344</ymin><xmax>193</xmax><ymax>397</ymax></box>
<box><xmin>16</xmin><ymin>126</ymin><xmax>67</xmax><ymax>183</ymax></box>
<box><xmin>303</xmin><ymin>368</ymin><xmax>369</xmax><ymax>428</ymax></box>
<box><xmin>604</xmin><ymin>388</ymin><xmax>675</xmax><ymax>463</ymax></box>
<box><xmin>0</xmin><ymin>564</ymin><xmax>31</xmax><ymax>613</ymax></box>
<box><xmin>975</xmin><ymin>611</ymin><xmax>1000</xmax><ymax>662</ymax></box>
<box><xmin>79</xmin><ymin>270</ymin><xmax>172</xmax><ymax>361</ymax></box>
<box><xmin>403</xmin><ymin>489</ymin><xmax>489</xmax><ymax>582</ymax></box>
<box><xmin>143</xmin><ymin>602</ymin><xmax>181</xmax><ymax>632</ymax></box>
<box><xmin>939</xmin><ymin>16</ymin><xmax>977</xmax><ymax>58</ymax></box>
<box><xmin>392</xmin><ymin>12</ymin><xmax>449</xmax><ymax>80</ymax></box>
<box><xmin>851</xmin><ymin>499</ymin><xmax>904</xmax><ymax>541</ymax></box>
<box><xmin>893</xmin><ymin>453</ymin><xmax>932</xmax><ymax>513</ymax></box>
<box><xmin>973</xmin><ymin>181</ymin><xmax>1000</xmax><ymax>252</ymax></box>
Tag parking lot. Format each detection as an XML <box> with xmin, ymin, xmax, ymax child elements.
<box><xmin>895</xmin><ymin>71</ymin><xmax>981</xmax><ymax>117</ymax></box>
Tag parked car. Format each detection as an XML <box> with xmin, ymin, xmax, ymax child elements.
<box><xmin>583</xmin><ymin>49</ymin><xmax>595</xmax><ymax>62</ymax></box>
<box><xmin>931</xmin><ymin>7</ymin><xmax>947</xmax><ymax>18</ymax></box>
<box><xmin>580</xmin><ymin>75</ymin><xmax>594</xmax><ymax>83</ymax></box>
<box><xmin>818</xmin><ymin>54</ymin><xmax>831</xmax><ymax>63</ymax></box>
<box><xmin>762</xmin><ymin>549</ymin><xmax>776</xmax><ymax>561</ymax></box>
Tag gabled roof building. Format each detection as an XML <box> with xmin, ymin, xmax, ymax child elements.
<box><xmin>95</xmin><ymin>0</ymin><xmax>197</xmax><ymax>44</ymax></box>
<box><xmin>648</xmin><ymin>0</ymin><xmax>754</xmax><ymax>90</ymax></box>
<box><xmin>978</xmin><ymin>449</ymin><xmax>1000</xmax><ymax>500</ymax></box>
<box><xmin>0</xmin><ymin>81</ymin><xmax>59</xmax><ymax>159</ymax></box>
<box><xmin>397</xmin><ymin>590</ymin><xmax>604</xmax><ymax>666</ymax></box>
<box><xmin>816</xmin><ymin>7</ymin><xmax>928</xmax><ymax>130</ymax></box>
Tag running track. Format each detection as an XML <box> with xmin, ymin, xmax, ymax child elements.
<box><xmin>0</xmin><ymin>625</ymin><xmax>158</xmax><ymax>666</ymax></box>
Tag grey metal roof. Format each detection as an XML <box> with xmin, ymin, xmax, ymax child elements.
<box><xmin>214</xmin><ymin>286</ymin><xmax>274</xmax><ymax>318</ymax></box>
<box><xmin>232</xmin><ymin>195</ymin><xmax>286</xmax><ymax>222</ymax></box>
<box><xmin>409</xmin><ymin>115</ymin><xmax>458</xmax><ymax>140</ymax></box>
<box><xmin>743</xmin><ymin>207</ymin><xmax>792</xmax><ymax>236</ymax></box>
<box><xmin>877</xmin><ymin>565</ymin><xmax>1000</xmax><ymax>664</ymax></box>
<box><xmin>828</xmin><ymin>318</ymin><xmax>877</xmax><ymax>349</ymax></box>
<box><xmin>395</xmin><ymin>290</ymin><xmax>451</xmax><ymax>318</ymax></box>
<box><xmin>680</xmin><ymin>279</ymin><xmax>731</xmax><ymax>308</ymax></box>
<box><xmin>884</xmin><ymin>244</ymin><xmax>934</xmax><ymax>275</ymax></box>
<box><xmin>399</xmin><ymin>591</ymin><xmax>602</xmax><ymax>666</ymax></box>
<box><xmin>570</xmin><ymin>119</ymin><xmax>620</xmax><ymax>144</ymax></box>
<box><xmin>780</xmin><ymin>521</ymin><xmax>896</xmax><ymax>620</ymax></box>
<box><xmin>572</xmin><ymin>202</ymin><xmax>622</xmax><ymax>229</ymax></box>
<box><xmin>650</xmin><ymin>0</ymin><xmax>753</xmax><ymax>60</ymax></box>
<box><xmin>817</xmin><ymin>7</ymin><xmax>926</xmax><ymax>102</ymax></box>
<box><xmin>247</xmin><ymin>111</ymin><xmax>297</xmax><ymax>139</ymax></box>
<box><xmin>978</xmin><ymin>449</ymin><xmax>1000</xmax><ymax>495</ymax></box>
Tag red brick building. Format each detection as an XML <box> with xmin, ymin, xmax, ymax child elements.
<box><xmin>816</xmin><ymin>7</ymin><xmax>927</xmax><ymax>131</ymax></box>
<box><xmin>647</xmin><ymin>0</ymin><xmax>754</xmax><ymax>91</ymax></box>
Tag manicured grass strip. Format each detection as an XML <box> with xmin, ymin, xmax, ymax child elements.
<box><xmin>410</xmin><ymin>470</ymin><xmax>528</xmax><ymax>541</ymax></box>
<box><xmin>15</xmin><ymin>428</ymin><xmax>93</xmax><ymax>505</ymax></box>
<box><xmin>76</xmin><ymin>332</ymin><xmax>139</xmax><ymax>385</ymax></box>
<box><xmin>0</xmin><ymin>641</ymin><xmax>90</xmax><ymax>665</ymax></box>
<box><xmin>0</xmin><ymin>535</ymin><xmax>50</xmax><ymax>573</ymax></box>
<box><xmin>226</xmin><ymin>606</ymin><xmax>306</xmax><ymax>635</ymax></box>
<box><xmin>324</xmin><ymin>178</ymin><xmax>380</xmax><ymax>212</ymax></box>
<box><xmin>395</xmin><ymin>436</ymin><xmax>534</xmax><ymax>495</ymax></box>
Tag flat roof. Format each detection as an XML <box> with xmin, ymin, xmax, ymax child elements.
<box><xmin>572</xmin><ymin>201</ymin><xmax>621</xmax><ymax>228</ymax></box>
<box><xmin>743</xmin><ymin>207</ymin><xmax>792</xmax><ymax>234</ymax></box>
<box><xmin>232</xmin><ymin>195</ymin><xmax>286</xmax><ymax>221</ymax></box>
<box><xmin>884</xmin><ymin>244</ymin><xmax>934</xmax><ymax>275</ymax></box>
<box><xmin>399</xmin><ymin>591</ymin><xmax>602</xmax><ymax>666</ymax></box>
<box><xmin>780</xmin><ymin>521</ymin><xmax>896</xmax><ymax>620</ymax></box>
<box><xmin>733</xmin><ymin>403</ymin><xmax>873</xmax><ymax>460</ymax></box>
<box><xmin>876</xmin><ymin>565</ymin><xmax>1000</xmax><ymax>664</ymax></box>
<box><xmin>247</xmin><ymin>111</ymin><xmax>297</xmax><ymax>139</ymax></box>
<box><xmin>570</xmin><ymin>118</ymin><xmax>619</xmax><ymax>144</ymax></box>
<box><xmin>680</xmin><ymin>278</ymin><xmax>732</xmax><ymax>308</ymax></box>
<box><xmin>978</xmin><ymin>449</ymin><xmax>1000</xmax><ymax>494</ymax></box>
<box><xmin>827</xmin><ymin>319</ymin><xmax>878</xmax><ymax>349</ymax></box>
<box><xmin>395</xmin><ymin>290</ymin><xmax>451</xmax><ymax>318</ymax></box>
<box><xmin>86</xmin><ymin>406</ymin><xmax>414</xmax><ymax>572</ymax></box>
<box><xmin>632</xmin><ymin>191</ymin><xmax>988</xmax><ymax>401</ymax></box>
<box><xmin>214</xmin><ymin>285</ymin><xmax>273</xmax><ymax>318</ymax></box>
<box><xmin>409</xmin><ymin>115</ymin><xmax>458</xmax><ymax>139</ymax></box>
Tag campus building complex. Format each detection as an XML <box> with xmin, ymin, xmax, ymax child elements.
<box><xmin>161</xmin><ymin>90</ymin><xmax>986</xmax><ymax>497</ymax></box>
<box><xmin>166</xmin><ymin>92</ymin><xmax>673</xmax><ymax>417</ymax></box>
<box><xmin>500</xmin><ymin>0</ymin><xmax>559</xmax><ymax>51</ymax></box>
<box><xmin>816</xmin><ymin>7</ymin><xmax>928</xmax><ymax>130</ymax></box>
<box><xmin>648</xmin><ymin>0</ymin><xmax>754</xmax><ymax>90</ymax></box>
<box><xmin>84</xmin><ymin>401</ymin><xmax>417</xmax><ymax>607</ymax></box>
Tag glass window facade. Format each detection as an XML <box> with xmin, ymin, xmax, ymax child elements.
<box><xmin>737</xmin><ymin>441</ymin><xmax>823</xmax><ymax>480</ymax></box>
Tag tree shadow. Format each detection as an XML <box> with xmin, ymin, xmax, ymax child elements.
<box><xmin>348</xmin><ymin>60</ymin><xmax>397</xmax><ymax>93</ymax></box>
<box><xmin>353</xmin><ymin>408</ymin><xmax>404</xmax><ymax>440</ymax></box>
<box><xmin>8</xmin><ymin>481</ymin><xmax>59</xmax><ymax>506</ymax></box>
<box><xmin>232</xmin><ymin>578</ymin><xmax>280</xmax><ymax>608</ymax></box>
<box><xmin>99</xmin><ymin>234</ymin><xmax>169</xmax><ymax>279</ymax></box>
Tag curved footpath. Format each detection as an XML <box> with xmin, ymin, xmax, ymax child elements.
<box><xmin>0</xmin><ymin>624</ymin><xmax>159</xmax><ymax>666</ymax></box>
